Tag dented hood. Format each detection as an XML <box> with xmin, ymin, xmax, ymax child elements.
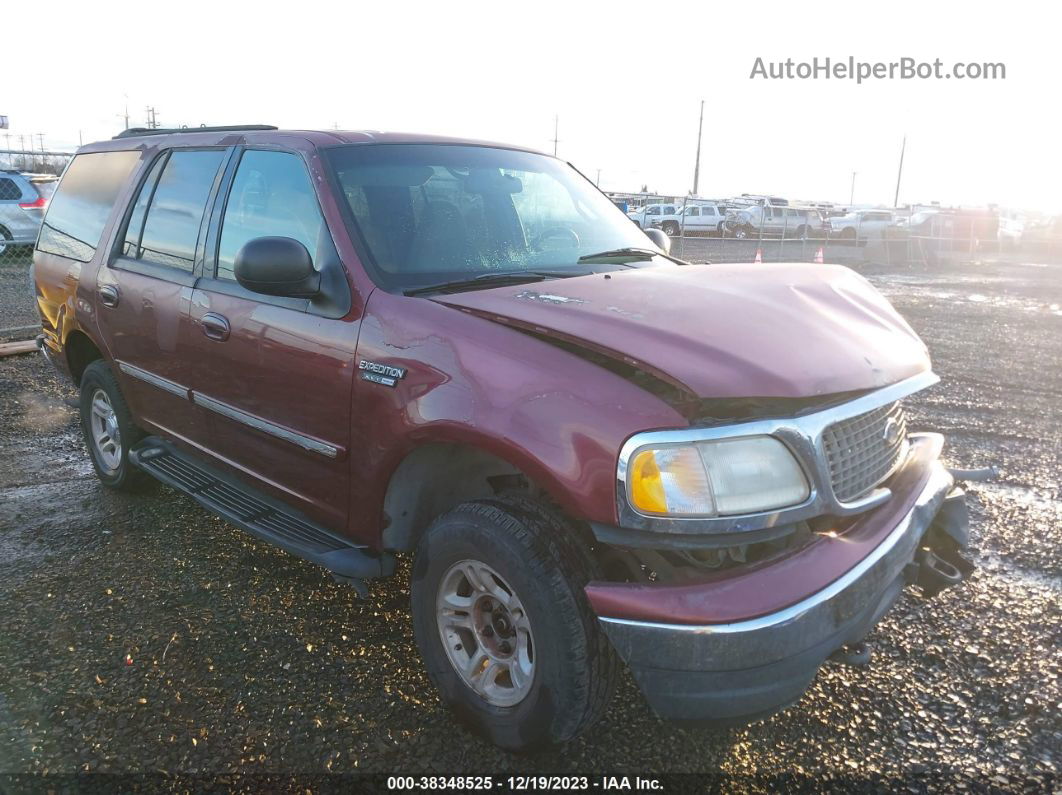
<box><xmin>434</xmin><ymin>263</ymin><xmax>930</xmax><ymax>399</ymax></box>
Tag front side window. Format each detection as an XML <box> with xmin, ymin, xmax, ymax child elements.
<box><xmin>217</xmin><ymin>150</ymin><xmax>325</xmax><ymax>281</ymax></box>
<box><xmin>685</xmin><ymin>206</ymin><xmax>700</xmax><ymax>216</ymax></box>
<box><xmin>126</xmin><ymin>150</ymin><xmax>226</xmax><ymax>272</ymax></box>
<box><xmin>326</xmin><ymin>144</ymin><xmax>660</xmax><ymax>292</ymax></box>
<box><xmin>37</xmin><ymin>150</ymin><xmax>140</xmax><ymax>262</ymax></box>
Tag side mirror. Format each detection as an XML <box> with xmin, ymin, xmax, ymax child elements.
<box><xmin>234</xmin><ymin>237</ymin><xmax>320</xmax><ymax>298</ymax></box>
<box><xmin>643</xmin><ymin>227</ymin><xmax>671</xmax><ymax>254</ymax></box>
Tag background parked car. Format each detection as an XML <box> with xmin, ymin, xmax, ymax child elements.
<box><xmin>651</xmin><ymin>203</ymin><xmax>727</xmax><ymax>236</ymax></box>
<box><xmin>827</xmin><ymin>209</ymin><xmax>896</xmax><ymax>241</ymax></box>
<box><xmin>627</xmin><ymin>202</ymin><xmax>681</xmax><ymax>228</ymax></box>
<box><xmin>724</xmin><ymin>204</ymin><xmax>825</xmax><ymax>239</ymax></box>
<box><xmin>997</xmin><ymin>216</ymin><xmax>1025</xmax><ymax>249</ymax></box>
<box><xmin>0</xmin><ymin>171</ymin><xmax>57</xmax><ymax>253</ymax></box>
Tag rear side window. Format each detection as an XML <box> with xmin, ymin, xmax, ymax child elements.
<box><xmin>36</xmin><ymin>151</ymin><xmax>140</xmax><ymax>262</ymax></box>
<box><xmin>126</xmin><ymin>150</ymin><xmax>226</xmax><ymax>272</ymax></box>
<box><xmin>216</xmin><ymin>150</ymin><xmax>324</xmax><ymax>281</ymax></box>
<box><xmin>0</xmin><ymin>178</ymin><xmax>21</xmax><ymax>200</ymax></box>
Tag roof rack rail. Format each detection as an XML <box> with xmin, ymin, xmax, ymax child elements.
<box><xmin>113</xmin><ymin>125</ymin><xmax>278</xmax><ymax>140</ymax></box>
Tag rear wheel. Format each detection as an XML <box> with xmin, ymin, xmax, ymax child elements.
<box><xmin>411</xmin><ymin>497</ymin><xmax>617</xmax><ymax>750</ymax></box>
<box><xmin>0</xmin><ymin>226</ymin><xmax>12</xmax><ymax>257</ymax></box>
<box><xmin>79</xmin><ymin>360</ymin><xmax>148</xmax><ymax>490</ymax></box>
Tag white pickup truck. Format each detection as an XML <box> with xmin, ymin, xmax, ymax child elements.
<box><xmin>828</xmin><ymin>209</ymin><xmax>896</xmax><ymax>241</ymax></box>
<box><xmin>627</xmin><ymin>203</ymin><xmax>681</xmax><ymax>229</ymax></box>
<box><xmin>651</xmin><ymin>203</ymin><xmax>727</xmax><ymax>236</ymax></box>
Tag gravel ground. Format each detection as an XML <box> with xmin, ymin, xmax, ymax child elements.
<box><xmin>0</xmin><ymin>255</ymin><xmax>1059</xmax><ymax>790</ymax></box>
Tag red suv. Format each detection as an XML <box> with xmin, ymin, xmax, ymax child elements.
<box><xmin>32</xmin><ymin>126</ymin><xmax>972</xmax><ymax>750</ymax></box>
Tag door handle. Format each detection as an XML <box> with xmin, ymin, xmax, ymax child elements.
<box><xmin>201</xmin><ymin>313</ymin><xmax>230</xmax><ymax>341</ymax></box>
<box><xmin>99</xmin><ymin>285</ymin><xmax>120</xmax><ymax>308</ymax></box>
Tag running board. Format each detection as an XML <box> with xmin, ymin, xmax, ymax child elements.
<box><xmin>129</xmin><ymin>437</ymin><xmax>394</xmax><ymax>580</ymax></box>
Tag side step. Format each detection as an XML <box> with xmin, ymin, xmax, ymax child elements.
<box><xmin>129</xmin><ymin>437</ymin><xmax>394</xmax><ymax>581</ymax></box>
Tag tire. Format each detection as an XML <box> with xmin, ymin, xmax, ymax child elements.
<box><xmin>795</xmin><ymin>225</ymin><xmax>809</xmax><ymax>240</ymax></box>
<box><xmin>411</xmin><ymin>496</ymin><xmax>617</xmax><ymax>750</ymax></box>
<box><xmin>79</xmin><ymin>359</ymin><xmax>148</xmax><ymax>490</ymax></box>
<box><xmin>735</xmin><ymin>226</ymin><xmax>750</xmax><ymax>240</ymax></box>
<box><xmin>840</xmin><ymin>228</ymin><xmax>857</xmax><ymax>241</ymax></box>
<box><xmin>0</xmin><ymin>226</ymin><xmax>11</xmax><ymax>257</ymax></box>
<box><xmin>716</xmin><ymin>221</ymin><xmax>725</xmax><ymax>236</ymax></box>
<box><xmin>661</xmin><ymin>221</ymin><xmax>680</xmax><ymax>237</ymax></box>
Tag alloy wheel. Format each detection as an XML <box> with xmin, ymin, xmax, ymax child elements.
<box><xmin>436</xmin><ymin>559</ymin><xmax>535</xmax><ymax>707</ymax></box>
<box><xmin>88</xmin><ymin>388</ymin><xmax>122</xmax><ymax>473</ymax></box>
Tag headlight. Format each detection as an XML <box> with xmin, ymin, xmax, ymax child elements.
<box><xmin>626</xmin><ymin>435</ymin><xmax>810</xmax><ymax>517</ymax></box>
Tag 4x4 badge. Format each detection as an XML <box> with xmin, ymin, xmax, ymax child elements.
<box><xmin>359</xmin><ymin>359</ymin><xmax>407</xmax><ymax>388</ymax></box>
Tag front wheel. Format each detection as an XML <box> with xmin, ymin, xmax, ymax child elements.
<box><xmin>411</xmin><ymin>497</ymin><xmax>617</xmax><ymax>750</ymax></box>
<box><xmin>661</xmin><ymin>221</ymin><xmax>680</xmax><ymax>237</ymax></box>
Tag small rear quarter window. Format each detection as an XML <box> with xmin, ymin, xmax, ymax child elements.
<box><xmin>37</xmin><ymin>151</ymin><xmax>140</xmax><ymax>262</ymax></box>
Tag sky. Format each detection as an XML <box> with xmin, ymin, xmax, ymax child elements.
<box><xmin>4</xmin><ymin>0</ymin><xmax>1060</xmax><ymax>213</ymax></box>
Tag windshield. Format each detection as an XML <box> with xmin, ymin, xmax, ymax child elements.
<box><xmin>325</xmin><ymin>144</ymin><xmax>661</xmax><ymax>292</ymax></box>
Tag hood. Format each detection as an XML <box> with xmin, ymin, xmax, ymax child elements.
<box><xmin>434</xmin><ymin>263</ymin><xmax>930</xmax><ymax>400</ymax></box>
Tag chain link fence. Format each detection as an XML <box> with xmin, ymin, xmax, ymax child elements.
<box><xmin>615</xmin><ymin>191</ymin><xmax>1062</xmax><ymax>267</ymax></box>
<box><xmin>1</xmin><ymin>150</ymin><xmax>73</xmax><ymax>339</ymax></box>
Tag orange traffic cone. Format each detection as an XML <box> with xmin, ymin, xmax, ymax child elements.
<box><xmin>814</xmin><ymin>247</ymin><xmax>824</xmax><ymax>264</ymax></box>
<box><xmin>753</xmin><ymin>248</ymin><xmax>763</xmax><ymax>264</ymax></box>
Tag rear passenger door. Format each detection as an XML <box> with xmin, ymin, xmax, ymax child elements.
<box><xmin>183</xmin><ymin>147</ymin><xmax>356</xmax><ymax>532</ymax></box>
<box><xmin>95</xmin><ymin>147</ymin><xmax>229</xmax><ymax>447</ymax></box>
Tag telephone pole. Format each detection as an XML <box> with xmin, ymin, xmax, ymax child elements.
<box><xmin>551</xmin><ymin>115</ymin><xmax>559</xmax><ymax>156</ymax></box>
<box><xmin>692</xmin><ymin>100</ymin><xmax>704</xmax><ymax>196</ymax></box>
<box><xmin>893</xmin><ymin>135</ymin><xmax>906</xmax><ymax>207</ymax></box>
<box><xmin>849</xmin><ymin>171</ymin><xmax>857</xmax><ymax>206</ymax></box>
<box><xmin>145</xmin><ymin>106</ymin><xmax>159</xmax><ymax>129</ymax></box>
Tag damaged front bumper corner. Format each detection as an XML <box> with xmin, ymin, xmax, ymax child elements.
<box><xmin>587</xmin><ymin>434</ymin><xmax>971</xmax><ymax>725</ymax></box>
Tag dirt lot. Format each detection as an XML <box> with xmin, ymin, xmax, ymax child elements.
<box><xmin>0</xmin><ymin>256</ymin><xmax>1059</xmax><ymax>790</ymax></box>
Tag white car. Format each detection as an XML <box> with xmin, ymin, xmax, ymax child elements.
<box><xmin>651</xmin><ymin>203</ymin><xmax>727</xmax><ymax>236</ymax></box>
<box><xmin>998</xmin><ymin>216</ymin><xmax>1024</xmax><ymax>249</ymax></box>
<box><xmin>627</xmin><ymin>203</ymin><xmax>681</xmax><ymax>229</ymax></box>
<box><xmin>828</xmin><ymin>209</ymin><xmax>895</xmax><ymax>241</ymax></box>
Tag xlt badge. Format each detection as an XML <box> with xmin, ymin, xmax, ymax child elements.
<box><xmin>359</xmin><ymin>359</ymin><xmax>407</xmax><ymax>387</ymax></box>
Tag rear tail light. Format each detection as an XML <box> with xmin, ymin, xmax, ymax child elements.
<box><xmin>19</xmin><ymin>196</ymin><xmax>47</xmax><ymax>210</ymax></box>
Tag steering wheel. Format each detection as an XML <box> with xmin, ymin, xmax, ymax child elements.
<box><xmin>535</xmin><ymin>227</ymin><xmax>580</xmax><ymax>250</ymax></box>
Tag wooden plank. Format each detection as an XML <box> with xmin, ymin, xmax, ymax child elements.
<box><xmin>0</xmin><ymin>340</ymin><xmax>38</xmax><ymax>358</ymax></box>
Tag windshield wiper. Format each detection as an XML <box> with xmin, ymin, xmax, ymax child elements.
<box><xmin>577</xmin><ymin>247</ymin><xmax>660</xmax><ymax>263</ymax></box>
<box><xmin>404</xmin><ymin>270</ymin><xmax>586</xmax><ymax>297</ymax></box>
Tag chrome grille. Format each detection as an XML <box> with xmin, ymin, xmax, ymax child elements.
<box><xmin>822</xmin><ymin>401</ymin><xmax>907</xmax><ymax>502</ymax></box>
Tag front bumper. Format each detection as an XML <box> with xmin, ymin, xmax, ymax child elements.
<box><xmin>589</xmin><ymin>436</ymin><xmax>970</xmax><ymax>724</ymax></box>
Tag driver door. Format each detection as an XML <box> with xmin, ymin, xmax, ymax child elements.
<box><xmin>182</xmin><ymin>147</ymin><xmax>358</xmax><ymax>531</ymax></box>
